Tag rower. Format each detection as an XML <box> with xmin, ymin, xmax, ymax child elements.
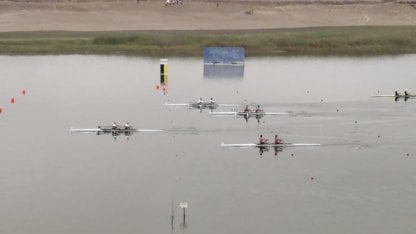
<box><xmin>255</xmin><ymin>105</ymin><xmax>262</xmax><ymax>113</ymax></box>
<box><xmin>112</xmin><ymin>122</ymin><xmax>118</xmax><ymax>129</ymax></box>
<box><xmin>124</xmin><ymin>122</ymin><xmax>131</xmax><ymax>130</ymax></box>
<box><xmin>274</xmin><ymin>135</ymin><xmax>282</xmax><ymax>144</ymax></box>
<box><xmin>197</xmin><ymin>98</ymin><xmax>204</xmax><ymax>104</ymax></box>
<box><xmin>259</xmin><ymin>134</ymin><xmax>268</xmax><ymax>145</ymax></box>
<box><xmin>244</xmin><ymin>105</ymin><xmax>250</xmax><ymax>113</ymax></box>
<box><xmin>209</xmin><ymin>98</ymin><xmax>216</xmax><ymax>104</ymax></box>
<box><xmin>395</xmin><ymin>89</ymin><xmax>400</xmax><ymax>97</ymax></box>
<box><xmin>404</xmin><ymin>89</ymin><xmax>409</xmax><ymax>96</ymax></box>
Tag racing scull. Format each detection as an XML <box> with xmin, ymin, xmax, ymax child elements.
<box><xmin>221</xmin><ymin>142</ymin><xmax>321</xmax><ymax>148</ymax></box>
<box><xmin>70</xmin><ymin>126</ymin><xmax>163</xmax><ymax>133</ymax></box>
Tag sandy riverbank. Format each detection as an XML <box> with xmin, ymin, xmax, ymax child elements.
<box><xmin>1</xmin><ymin>0</ymin><xmax>416</xmax><ymax>32</ymax></box>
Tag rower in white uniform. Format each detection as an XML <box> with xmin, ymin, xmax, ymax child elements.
<box><xmin>112</xmin><ymin>122</ymin><xmax>119</xmax><ymax>129</ymax></box>
<box><xmin>124</xmin><ymin>122</ymin><xmax>131</xmax><ymax>130</ymax></box>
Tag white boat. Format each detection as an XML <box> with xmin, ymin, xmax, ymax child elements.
<box><xmin>70</xmin><ymin>126</ymin><xmax>163</xmax><ymax>133</ymax></box>
<box><xmin>220</xmin><ymin>142</ymin><xmax>321</xmax><ymax>148</ymax></box>
<box><xmin>210</xmin><ymin>110</ymin><xmax>289</xmax><ymax>117</ymax></box>
<box><xmin>165</xmin><ymin>102</ymin><xmax>239</xmax><ymax>109</ymax></box>
<box><xmin>371</xmin><ymin>94</ymin><xmax>416</xmax><ymax>98</ymax></box>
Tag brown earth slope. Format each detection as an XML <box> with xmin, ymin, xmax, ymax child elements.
<box><xmin>0</xmin><ymin>0</ymin><xmax>416</xmax><ymax>31</ymax></box>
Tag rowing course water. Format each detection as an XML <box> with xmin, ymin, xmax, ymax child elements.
<box><xmin>1</xmin><ymin>55</ymin><xmax>416</xmax><ymax>234</ymax></box>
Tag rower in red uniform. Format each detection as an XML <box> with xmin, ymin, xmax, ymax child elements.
<box><xmin>255</xmin><ymin>105</ymin><xmax>262</xmax><ymax>113</ymax></box>
<box><xmin>244</xmin><ymin>105</ymin><xmax>250</xmax><ymax>113</ymax></box>
<box><xmin>259</xmin><ymin>134</ymin><xmax>268</xmax><ymax>145</ymax></box>
<box><xmin>274</xmin><ymin>135</ymin><xmax>282</xmax><ymax>144</ymax></box>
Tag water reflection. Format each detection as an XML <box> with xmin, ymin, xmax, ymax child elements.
<box><xmin>2</xmin><ymin>55</ymin><xmax>416</xmax><ymax>234</ymax></box>
<box><xmin>203</xmin><ymin>64</ymin><xmax>244</xmax><ymax>78</ymax></box>
<box><xmin>156</xmin><ymin>82</ymin><xmax>168</xmax><ymax>96</ymax></box>
<box><xmin>258</xmin><ymin>146</ymin><xmax>284</xmax><ymax>156</ymax></box>
<box><xmin>396</xmin><ymin>96</ymin><xmax>415</xmax><ymax>102</ymax></box>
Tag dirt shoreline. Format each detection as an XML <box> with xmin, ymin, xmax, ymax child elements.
<box><xmin>1</xmin><ymin>0</ymin><xmax>416</xmax><ymax>32</ymax></box>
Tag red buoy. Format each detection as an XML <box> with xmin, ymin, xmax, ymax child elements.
<box><xmin>11</xmin><ymin>97</ymin><xmax>15</xmax><ymax>104</ymax></box>
<box><xmin>22</xmin><ymin>89</ymin><xmax>26</xmax><ymax>95</ymax></box>
<box><xmin>0</xmin><ymin>107</ymin><xmax>2</xmax><ymax>113</ymax></box>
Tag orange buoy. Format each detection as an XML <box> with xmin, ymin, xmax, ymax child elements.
<box><xmin>22</xmin><ymin>89</ymin><xmax>26</xmax><ymax>95</ymax></box>
<box><xmin>11</xmin><ymin>97</ymin><xmax>15</xmax><ymax>104</ymax></box>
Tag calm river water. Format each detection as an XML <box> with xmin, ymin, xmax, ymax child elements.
<box><xmin>1</xmin><ymin>55</ymin><xmax>416</xmax><ymax>234</ymax></box>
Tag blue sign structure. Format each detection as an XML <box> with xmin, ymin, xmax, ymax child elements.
<box><xmin>203</xmin><ymin>47</ymin><xmax>245</xmax><ymax>78</ymax></box>
<box><xmin>203</xmin><ymin>47</ymin><xmax>245</xmax><ymax>65</ymax></box>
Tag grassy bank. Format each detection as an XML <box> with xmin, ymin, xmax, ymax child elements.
<box><xmin>1</xmin><ymin>26</ymin><xmax>416</xmax><ymax>56</ymax></box>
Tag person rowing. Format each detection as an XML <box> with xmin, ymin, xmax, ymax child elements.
<box><xmin>259</xmin><ymin>134</ymin><xmax>268</xmax><ymax>145</ymax></box>
<box><xmin>197</xmin><ymin>98</ymin><xmax>204</xmax><ymax>104</ymax></box>
<box><xmin>394</xmin><ymin>89</ymin><xmax>401</xmax><ymax>97</ymax></box>
<box><xmin>244</xmin><ymin>105</ymin><xmax>250</xmax><ymax>113</ymax></box>
<box><xmin>404</xmin><ymin>89</ymin><xmax>410</xmax><ymax>96</ymax></box>
<box><xmin>209</xmin><ymin>98</ymin><xmax>216</xmax><ymax>104</ymax></box>
<box><xmin>124</xmin><ymin>122</ymin><xmax>131</xmax><ymax>130</ymax></box>
<box><xmin>274</xmin><ymin>135</ymin><xmax>282</xmax><ymax>144</ymax></box>
<box><xmin>255</xmin><ymin>105</ymin><xmax>262</xmax><ymax>113</ymax></box>
<box><xmin>112</xmin><ymin>122</ymin><xmax>119</xmax><ymax>130</ymax></box>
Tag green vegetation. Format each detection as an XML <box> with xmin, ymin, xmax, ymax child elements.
<box><xmin>1</xmin><ymin>26</ymin><xmax>416</xmax><ymax>56</ymax></box>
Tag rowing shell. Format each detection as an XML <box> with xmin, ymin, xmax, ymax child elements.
<box><xmin>210</xmin><ymin>111</ymin><xmax>289</xmax><ymax>116</ymax></box>
<box><xmin>221</xmin><ymin>142</ymin><xmax>321</xmax><ymax>148</ymax></box>
<box><xmin>371</xmin><ymin>94</ymin><xmax>416</xmax><ymax>98</ymax></box>
<box><xmin>70</xmin><ymin>127</ymin><xmax>163</xmax><ymax>133</ymax></box>
<box><xmin>165</xmin><ymin>102</ymin><xmax>239</xmax><ymax>108</ymax></box>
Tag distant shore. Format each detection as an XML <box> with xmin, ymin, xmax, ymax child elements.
<box><xmin>2</xmin><ymin>0</ymin><xmax>416</xmax><ymax>31</ymax></box>
<box><xmin>1</xmin><ymin>26</ymin><xmax>416</xmax><ymax>56</ymax></box>
<box><xmin>1</xmin><ymin>0</ymin><xmax>416</xmax><ymax>56</ymax></box>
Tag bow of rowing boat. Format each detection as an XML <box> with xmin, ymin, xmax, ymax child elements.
<box><xmin>371</xmin><ymin>94</ymin><xmax>416</xmax><ymax>98</ymax></box>
<box><xmin>164</xmin><ymin>103</ymin><xmax>189</xmax><ymax>106</ymax></box>
<box><xmin>70</xmin><ymin>128</ymin><xmax>102</xmax><ymax>133</ymax></box>
<box><xmin>220</xmin><ymin>142</ymin><xmax>321</xmax><ymax>148</ymax></box>
<box><xmin>210</xmin><ymin>111</ymin><xmax>290</xmax><ymax>116</ymax></box>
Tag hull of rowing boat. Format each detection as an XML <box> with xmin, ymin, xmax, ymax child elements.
<box><xmin>371</xmin><ymin>94</ymin><xmax>416</xmax><ymax>98</ymax></box>
<box><xmin>70</xmin><ymin>128</ymin><xmax>163</xmax><ymax>133</ymax></box>
<box><xmin>210</xmin><ymin>111</ymin><xmax>289</xmax><ymax>116</ymax></box>
<box><xmin>220</xmin><ymin>143</ymin><xmax>321</xmax><ymax>147</ymax></box>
